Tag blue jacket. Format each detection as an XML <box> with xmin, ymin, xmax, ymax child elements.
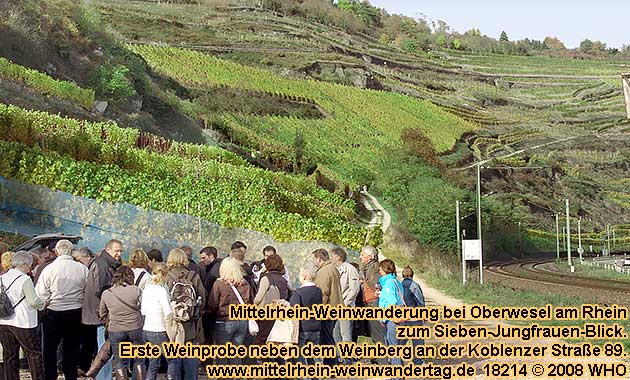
<box><xmin>378</xmin><ymin>273</ymin><xmax>404</xmax><ymax>309</ymax></box>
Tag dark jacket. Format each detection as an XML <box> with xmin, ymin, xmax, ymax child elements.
<box><xmin>359</xmin><ymin>258</ymin><xmax>380</xmax><ymax>305</ymax></box>
<box><xmin>241</xmin><ymin>263</ymin><xmax>258</xmax><ymax>296</ymax></box>
<box><xmin>203</xmin><ymin>258</ymin><xmax>222</xmax><ymax>293</ymax></box>
<box><xmin>188</xmin><ymin>260</ymin><xmax>201</xmax><ymax>276</ymax></box>
<box><xmin>82</xmin><ymin>251</ymin><xmax>121</xmax><ymax>325</ymax></box>
<box><xmin>290</xmin><ymin>284</ymin><xmax>322</xmax><ymax>333</ymax></box>
<box><xmin>166</xmin><ymin>267</ymin><xmax>207</xmax><ymax>343</ymax></box>
<box><xmin>254</xmin><ymin>271</ymin><xmax>289</xmax><ymax>306</ymax></box>
<box><xmin>33</xmin><ymin>256</ymin><xmax>56</xmax><ymax>285</ymax></box>
<box><xmin>208</xmin><ymin>279</ymin><xmax>251</xmax><ymax>321</ymax></box>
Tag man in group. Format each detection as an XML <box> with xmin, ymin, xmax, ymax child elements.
<box><xmin>33</xmin><ymin>242</ymin><xmax>57</xmax><ymax>285</ymax></box>
<box><xmin>251</xmin><ymin>245</ymin><xmax>290</xmax><ymax>285</ymax></box>
<box><xmin>312</xmin><ymin>248</ymin><xmax>343</xmax><ymax>366</ymax></box>
<box><xmin>181</xmin><ymin>245</ymin><xmax>201</xmax><ymax>275</ymax></box>
<box><xmin>199</xmin><ymin>246</ymin><xmax>221</xmax><ymax>350</ymax></box>
<box><xmin>331</xmin><ymin>247</ymin><xmax>360</xmax><ymax>356</ymax></box>
<box><xmin>82</xmin><ymin>239</ymin><xmax>123</xmax><ymax>380</ymax></box>
<box><xmin>36</xmin><ymin>240</ymin><xmax>89</xmax><ymax>380</ymax></box>
<box><xmin>359</xmin><ymin>245</ymin><xmax>386</xmax><ymax>363</ymax></box>
<box><xmin>230</xmin><ymin>241</ymin><xmax>257</xmax><ymax>294</ymax></box>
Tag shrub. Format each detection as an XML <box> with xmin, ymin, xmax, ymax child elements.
<box><xmin>92</xmin><ymin>63</ymin><xmax>137</xmax><ymax>102</ymax></box>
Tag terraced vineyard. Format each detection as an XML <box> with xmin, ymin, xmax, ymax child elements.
<box><xmin>128</xmin><ymin>45</ymin><xmax>477</xmax><ymax>187</ymax></box>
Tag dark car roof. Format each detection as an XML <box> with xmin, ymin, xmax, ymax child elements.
<box><xmin>14</xmin><ymin>233</ymin><xmax>83</xmax><ymax>252</ymax></box>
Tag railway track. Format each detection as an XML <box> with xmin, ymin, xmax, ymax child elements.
<box><xmin>486</xmin><ymin>259</ymin><xmax>630</xmax><ymax>295</ymax></box>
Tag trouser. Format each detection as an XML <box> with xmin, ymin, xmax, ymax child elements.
<box><xmin>398</xmin><ymin>320</ymin><xmax>425</xmax><ymax>365</ymax></box>
<box><xmin>319</xmin><ymin>320</ymin><xmax>337</xmax><ymax>366</ymax></box>
<box><xmin>143</xmin><ymin>331</ymin><xmax>179</xmax><ymax>380</ymax></box>
<box><xmin>110</xmin><ymin>329</ymin><xmax>144</xmax><ymax>371</ymax></box>
<box><xmin>97</xmin><ymin>325</ymin><xmax>113</xmax><ymax>380</ymax></box>
<box><xmin>214</xmin><ymin>320</ymin><xmax>248</xmax><ymax>366</ymax></box>
<box><xmin>80</xmin><ymin>324</ymin><xmax>98</xmax><ymax>372</ymax></box>
<box><xmin>0</xmin><ymin>324</ymin><xmax>45</xmax><ymax>380</ymax></box>
<box><xmin>43</xmin><ymin>308</ymin><xmax>82</xmax><ymax>380</ymax></box>
<box><xmin>334</xmin><ymin>319</ymin><xmax>354</xmax><ymax>362</ymax></box>
<box><xmin>297</xmin><ymin>330</ymin><xmax>320</xmax><ymax>366</ymax></box>
<box><xmin>384</xmin><ymin>321</ymin><xmax>402</xmax><ymax>366</ymax></box>
<box><xmin>366</xmin><ymin>302</ymin><xmax>387</xmax><ymax>364</ymax></box>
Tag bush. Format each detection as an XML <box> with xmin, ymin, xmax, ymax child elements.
<box><xmin>92</xmin><ymin>63</ymin><xmax>137</xmax><ymax>102</ymax></box>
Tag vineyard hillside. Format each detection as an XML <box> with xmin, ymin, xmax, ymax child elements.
<box><xmin>0</xmin><ymin>0</ymin><xmax>628</xmax><ymax>267</ymax></box>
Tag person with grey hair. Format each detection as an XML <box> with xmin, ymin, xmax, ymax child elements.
<box><xmin>358</xmin><ymin>245</ymin><xmax>386</xmax><ymax>363</ymax></box>
<box><xmin>289</xmin><ymin>265</ymin><xmax>323</xmax><ymax>365</ymax></box>
<box><xmin>73</xmin><ymin>247</ymin><xmax>94</xmax><ymax>267</ymax></box>
<box><xmin>36</xmin><ymin>240</ymin><xmax>89</xmax><ymax>380</ymax></box>
<box><xmin>0</xmin><ymin>251</ymin><xmax>45</xmax><ymax>380</ymax></box>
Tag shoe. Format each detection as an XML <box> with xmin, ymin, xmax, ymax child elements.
<box><xmin>134</xmin><ymin>363</ymin><xmax>146</xmax><ymax>380</ymax></box>
<box><xmin>115</xmin><ymin>368</ymin><xmax>129</xmax><ymax>380</ymax></box>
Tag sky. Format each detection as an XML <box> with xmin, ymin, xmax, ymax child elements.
<box><xmin>369</xmin><ymin>0</ymin><xmax>629</xmax><ymax>49</ymax></box>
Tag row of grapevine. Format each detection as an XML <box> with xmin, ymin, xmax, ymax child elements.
<box><xmin>0</xmin><ymin>58</ymin><xmax>94</xmax><ymax>109</ymax></box>
<box><xmin>0</xmin><ymin>103</ymin><xmax>366</xmax><ymax>247</ymax></box>
<box><xmin>128</xmin><ymin>45</ymin><xmax>477</xmax><ymax>187</ymax></box>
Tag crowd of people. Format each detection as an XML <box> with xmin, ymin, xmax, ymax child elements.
<box><xmin>0</xmin><ymin>239</ymin><xmax>425</xmax><ymax>380</ymax></box>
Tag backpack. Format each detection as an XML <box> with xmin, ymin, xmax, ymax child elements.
<box><xmin>0</xmin><ymin>275</ymin><xmax>25</xmax><ymax>318</ymax></box>
<box><xmin>169</xmin><ymin>271</ymin><xmax>199</xmax><ymax>322</ymax></box>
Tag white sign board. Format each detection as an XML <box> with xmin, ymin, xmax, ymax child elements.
<box><xmin>463</xmin><ymin>239</ymin><xmax>482</xmax><ymax>261</ymax></box>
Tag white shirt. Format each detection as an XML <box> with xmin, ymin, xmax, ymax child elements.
<box><xmin>36</xmin><ymin>255</ymin><xmax>88</xmax><ymax>311</ymax></box>
<box><xmin>0</xmin><ymin>268</ymin><xmax>42</xmax><ymax>328</ymax></box>
<box><xmin>132</xmin><ymin>268</ymin><xmax>151</xmax><ymax>290</ymax></box>
<box><xmin>141</xmin><ymin>283</ymin><xmax>172</xmax><ymax>332</ymax></box>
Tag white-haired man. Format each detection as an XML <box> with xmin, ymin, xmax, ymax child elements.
<box><xmin>36</xmin><ymin>239</ymin><xmax>89</xmax><ymax>380</ymax></box>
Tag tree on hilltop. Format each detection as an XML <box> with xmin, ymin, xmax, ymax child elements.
<box><xmin>543</xmin><ymin>36</ymin><xmax>566</xmax><ymax>50</ymax></box>
<box><xmin>500</xmin><ymin>31</ymin><xmax>509</xmax><ymax>42</ymax></box>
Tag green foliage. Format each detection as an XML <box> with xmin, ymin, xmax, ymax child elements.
<box><xmin>401</xmin><ymin>39</ymin><xmax>418</xmax><ymax>53</ymax></box>
<box><xmin>92</xmin><ymin>63</ymin><xmax>137</xmax><ymax>102</ymax></box>
<box><xmin>0</xmin><ymin>57</ymin><xmax>94</xmax><ymax>108</ymax></box>
<box><xmin>0</xmin><ymin>103</ymin><xmax>367</xmax><ymax>248</ymax></box>
<box><xmin>499</xmin><ymin>31</ymin><xmax>509</xmax><ymax>42</ymax></box>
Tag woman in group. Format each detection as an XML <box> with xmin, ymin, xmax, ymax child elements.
<box><xmin>377</xmin><ymin>259</ymin><xmax>405</xmax><ymax>366</ymax></box>
<box><xmin>99</xmin><ymin>266</ymin><xmax>145</xmax><ymax>380</ymax></box>
<box><xmin>208</xmin><ymin>257</ymin><xmax>251</xmax><ymax>366</ymax></box>
<box><xmin>253</xmin><ymin>253</ymin><xmax>290</xmax><ymax>345</ymax></box>
<box><xmin>129</xmin><ymin>248</ymin><xmax>151</xmax><ymax>290</ymax></box>
<box><xmin>165</xmin><ymin>248</ymin><xmax>206</xmax><ymax>380</ymax></box>
<box><xmin>141</xmin><ymin>263</ymin><xmax>178</xmax><ymax>380</ymax></box>
<box><xmin>0</xmin><ymin>251</ymin><xmax>45</xmax><ymax>380</ymax></box>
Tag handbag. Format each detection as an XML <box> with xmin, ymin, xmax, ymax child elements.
<box><xmin>266</xmin><ymin>299</ymin><xmax>298</xmax><ymax>344</ymax></box>
<box><xmin>391</xmin><ymin>281</ymin><xmax>409</xmax><ymax>324</ymax></box>
<box><xmin>230</xmin><ymin>284</ymin><xmax>259</xmax><ymax>336</ymax></box>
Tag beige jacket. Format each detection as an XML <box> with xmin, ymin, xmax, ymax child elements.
<box><xmin>314</xmin><ymin>260</ymin><xmax>343</xmax><ymax>306</ymax></box>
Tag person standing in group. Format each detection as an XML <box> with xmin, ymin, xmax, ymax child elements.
<box><xmin>399</xmin><ymin>266</ymin><xmax>426</xmax><ymax>365</ymax></box>
<box><xmin>166</xmin><ymin>248</ymin><xmax>206</xmax><ymax>380</ymax></box>
<box><xmin>229</xmin><ymin>242</ymin><xmax>257</xmax><ymax>296</ymax></box>
<box><xmin>99</xmin><ymin>266</ymin><xmax>145</xmax><ymax>380</ymax></box>
<box><xmin>32</xmin><ymin>242</ymin><xmax>56</xmax><ymax>285</ymax></box>
<box><xmin>180</xmin><ymin>246</ymin><xmax>200</xmax><ymax>276</ymax></box>
<box><xmin>83</xmin><ymin>239</ymin><xmax>124</xmax><ymax>380</ymax></box>
<box><xmin>146</xmin><ymin>250</ymin><xmax>163</xmax><ymax>273</ymax></box>
<box><xmin>128</xmin><ymin>249</ymin><xmax>151</xmax><ymax>291</ymax></box>
<box><xmin>359</xmin><ymin>245</ymin><xmax>386</xmax><ymax>357</ymax></box>
<box><xmin>198</xmin><ymin>247</ymin><xmax>221</xmax><ymax>351</ymax></box>
<box><xmin>208</xmin><ymin>257</ymin><xmax>251</xmax><ymax>367</ymax></box>
<box><xmin>331</xmin><ymin>248</ymin><xmax>360</xmax><ymax>357</ymax></box>
<box><xmin>36</xmin><ymin>240</ymin><xmax>89</xmax><ymax>380</ymax></box>
<box><xmin>0</xmin><ymin>251</ymin><xmax>45</xmax><ymax>380</ymax></box>
<box><xmin>289</xmin><ymin>266</ymin><xmax>322</xmax><ymax>366</ymax></box>
<box><xmin>253</xmin><ymin>253</ymin><xmax>290</xmax><ymax>345</ymax></box>
<box><xmin>1</xmin><ymin>251</ymin><xmax>14</xmax><ymax>275</ymax></box>
<box><xmin>251</xmin><ymin>246</ymin><xmax>290</xmax><ymax>285</ymax></box>
<box><xmin>312</xmin><ymin>248</ymin><xmax>342</xmax><ymax>366</ymax></box>
<box><xmin>141</xmin><ymin>263</ymin><xmax>177</xmax><ymax>380</ymax></box>
<box><xmin>377</xmin><ymin>259</ymin><xmax>405</xmax><ymax>366</ymax></box>
<box><xmin>72</xmin><ymin>247</ymin><xmax>96</xmax><ymax>375</ymax></box>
